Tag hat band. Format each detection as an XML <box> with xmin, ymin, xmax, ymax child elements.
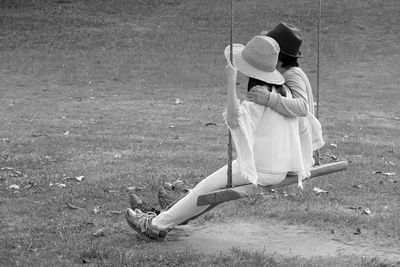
<box><xmin>241</xmin><ymin>49</ymin><xmax>276</xmax><ymax>73</ymax></box>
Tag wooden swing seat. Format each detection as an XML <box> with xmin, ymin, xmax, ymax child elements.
<box><xmin>197</xmin><ymin>161</ymin><xmax>349</xmax><ymax>206</ymax></box>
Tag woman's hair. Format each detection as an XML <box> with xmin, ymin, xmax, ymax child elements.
<box><xmin>247</xmin><ymin>77</ymin><xmax>286</xmax><ymax>97</ymax></box>
<box><xmin>278</xmin><ymin>53</ymin><xmax>299</xmax><ymax>68</ymax></box>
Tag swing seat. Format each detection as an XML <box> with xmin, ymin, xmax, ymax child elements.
<box><xmin>197</xmin><ymin>161</ymin><xmax>349</xmax><ymax>206</ymax></box>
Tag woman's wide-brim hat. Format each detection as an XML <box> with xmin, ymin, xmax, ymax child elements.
<box><xmin>260</xmin><ymin>22</ymin><xmax>303</xmax><ymax>58</ymax></box>
<box><xmin>224</xmin><ymin>35</ymin><xmax>284</xmax><ymax>85</ymax></box>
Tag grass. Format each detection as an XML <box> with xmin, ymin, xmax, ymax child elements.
<box><xmin>0</xmin><ymin>0</ymin><xmax>400</xmax><ymax>266</ymax></box>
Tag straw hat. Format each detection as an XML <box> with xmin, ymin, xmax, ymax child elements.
<box><xmin>260</xmin><ymin>22</ymin><xmax>303</xmax><ymax>58</ymax></box>
<box><xmin>224</xmin><ymin>36</ymin><xmax>284</xmax><ymax>85</ymax></box>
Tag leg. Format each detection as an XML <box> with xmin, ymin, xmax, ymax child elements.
<box><xmin>151</xmin><ymin>160</ymin><xmax>250</xmax><ymax>230</ymax></box>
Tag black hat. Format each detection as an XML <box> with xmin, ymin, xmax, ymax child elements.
<box><xmin>263</xmin><ymin>22</ymin><xmax>303</xmax><ymax>58</ymax></box>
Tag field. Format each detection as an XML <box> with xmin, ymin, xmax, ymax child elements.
<box><xmin>1</xmin><ymin>0</ymin><xmax>400</xmax><ymax>266</ymax></box>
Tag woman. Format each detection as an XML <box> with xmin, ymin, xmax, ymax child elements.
<box><xmin>125</xmin><ymin>36</ymin><xmax>308</xmax><ymax>241</ymax></box>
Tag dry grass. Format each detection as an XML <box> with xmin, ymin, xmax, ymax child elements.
<box><xmin>0</xmin><ymin>0</ymin><xmax>399</xmax><ymax>266</ymax></box>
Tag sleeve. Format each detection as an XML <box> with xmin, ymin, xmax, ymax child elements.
<box><xmin>225</xmin><ymin>72</ymin><xmax>241</xmax><ymax>129</ymax></box>
<box><xmin>224</xmin><ymin>79</ymin><xmax>264</xmax><ymax>184</ymax></box>
<box><xmin>267</xmin><ymin>71</ymin><xmax>309</xmax><ymax>117</ymax></box>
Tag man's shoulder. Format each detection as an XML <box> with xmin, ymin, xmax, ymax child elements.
<box><xmin>284</xmin><ymin>67</ymin><xmax>304</xmax><ymax>77</ymax></box>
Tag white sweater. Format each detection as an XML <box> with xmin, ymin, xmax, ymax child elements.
<box><xmin>225</xmin><ymin>84</ymin><xmax>307</xmax><ymax>187</ymax></box>
<box><xmin>225</xmin><ymin>69</ymin><xmax>324</xmax><ymax>188</ymax></box>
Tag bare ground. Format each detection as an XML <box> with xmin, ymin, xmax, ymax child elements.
<box><xmin>152</xmin><ymin>219</ymin><xmax>400</xmax><ymax>264</ymax></box>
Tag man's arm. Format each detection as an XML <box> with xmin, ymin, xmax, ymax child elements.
<box><xmin>246</xmin><ymin>71</ymin><xmax>309</xmax><ymax>117</ymax></box>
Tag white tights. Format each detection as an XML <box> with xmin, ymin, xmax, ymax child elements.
<box><xmin>152</xmin><ymin>160</ymin><xmax>286</xmax><ymax>230</ymax></box>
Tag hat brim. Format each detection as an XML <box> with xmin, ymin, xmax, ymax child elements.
<box><xmin>259</xmin><ymin>30</ymin><xmax>303</xmax><ymax>58</ymax></box>
<box><xmin>224</xmin><ymin>44</ymin><xmax>284</xmax><ymax>85</ymax></box>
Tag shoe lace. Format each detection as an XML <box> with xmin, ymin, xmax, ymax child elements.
<box><xmin>137</xmin><ymin>212</ymin><xmax>160</xmax><ymax>235</ymax></box>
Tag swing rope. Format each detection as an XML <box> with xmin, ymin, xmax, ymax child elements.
<box><xmin>227</xmin><ymin>0</ymin><xmax>234</xmax><ymax>188</ymax></box>
<box><xmin>316</xmin><ymin>0</ymin><xmax>321</xmax><ymax>119</ymax></box>
<box><xmin>314</xmin><ymin>0</ymin><xmax>322</xmax><ymax>165</ymax></box>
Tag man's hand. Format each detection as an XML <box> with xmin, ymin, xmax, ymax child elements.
<box><xmin>246</xmin><ymin>86</ymin><xmax>271</xmax><ymax>106</ymax></box>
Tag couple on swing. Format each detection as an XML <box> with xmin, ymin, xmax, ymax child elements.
<box><xmin>126</xmin><ymin>22</ymin><xmax>325</xmax><ymax>241</ymax></box>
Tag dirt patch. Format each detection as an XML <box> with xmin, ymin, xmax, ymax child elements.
<box><xmin>165</xmin><ymin>219</ymin><xmax>400</xmax><ymax>263</ymax></box>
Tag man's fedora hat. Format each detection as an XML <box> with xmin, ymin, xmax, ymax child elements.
<box><xmin>224</xmin><ymin>36</ymin><xmax>284</xmax><ymax>85</ymax></box>
<box><xmin>260</xmin><ymin>22</ymin><xmax>303</xmax><ymax>58</ymax></box>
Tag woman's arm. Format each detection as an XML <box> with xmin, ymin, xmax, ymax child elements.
<box><xmin>225</xmin><ymin>63</ymin><xmax>241</xmax><ymax>129</ymax></box>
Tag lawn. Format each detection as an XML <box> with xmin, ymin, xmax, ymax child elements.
<box><xmin>0</xmin><ymin>0</ymin><xmax>399</xmax><ymax>266</ymax></box>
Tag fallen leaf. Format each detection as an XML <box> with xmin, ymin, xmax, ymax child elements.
<box><xmin>0</xmin><ymin>167</ymin><xmax>22</xmax><ymax>176</ymax></box>
<box><xmin>93</xmin><ymin>205</ymin><xmax>103</xmax><ymax>214</ymax></box>
<box><xmin>363</xmin><ymin>208</ymin><xmax>371</xmax><ymax>215</ymax></box>
<box><xmin>373</xmin><ymin>171</ymin><xmax>396</xmax><ymax>176</ymax></box>
<box><xmin>330</xmin><ymin>143</ymin><xmax>338</xmax><ymax>149</ymax></box>
<box><xmin>103</xmin><ymin>189</ymin><xmax>117</xmax><ymax>193</ymax></box>
<box><xmin>354</xmin><ymin>227</ymin><xmax>361</xmax><ymax>235</ymax></box>
<box><xmin>9</xmin><ymin>184</ymin><xmax>20</xmax><ymax>190</ymax></box>
<box><xmin>313</xmin><ymin>187</ymin><xmax>328</xmax><ymax>194</ymax></box>
<box><xmin>24</xmin><ymin>181</ymin><xmax>37</xmax><ymax>189</ymax></box>
<box><xmin>64</xmin><ymin>176</ymin><xmax>84</xmax><ymax>182</ymax></box>
<box><xmin>347</xmin><ymin>206</ymin><xmax>362</xmax><ymax>210</ymax></box>
<box><xmin>372</xmin><ymin>171</ymin><xmax>396</xmax><ymax>176</ymax></box>
<box><xmin>109</xmin><ymin>210</ymin><xmax>123</xmax><ymax>215</ymax></box>
<box><xmin>382</xmin><ymin>172</ymin><xmax>396</xmax><ymax>176</ymax></box>
<box><xmin>66</xmin><ymin>202</ymin><xmax>81</xmax><ymax>210</ymax></box>
<box><xmin>92</xmin><ymin>228</ymin><xmax>105</xmax><ymax>237</ymax></box>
